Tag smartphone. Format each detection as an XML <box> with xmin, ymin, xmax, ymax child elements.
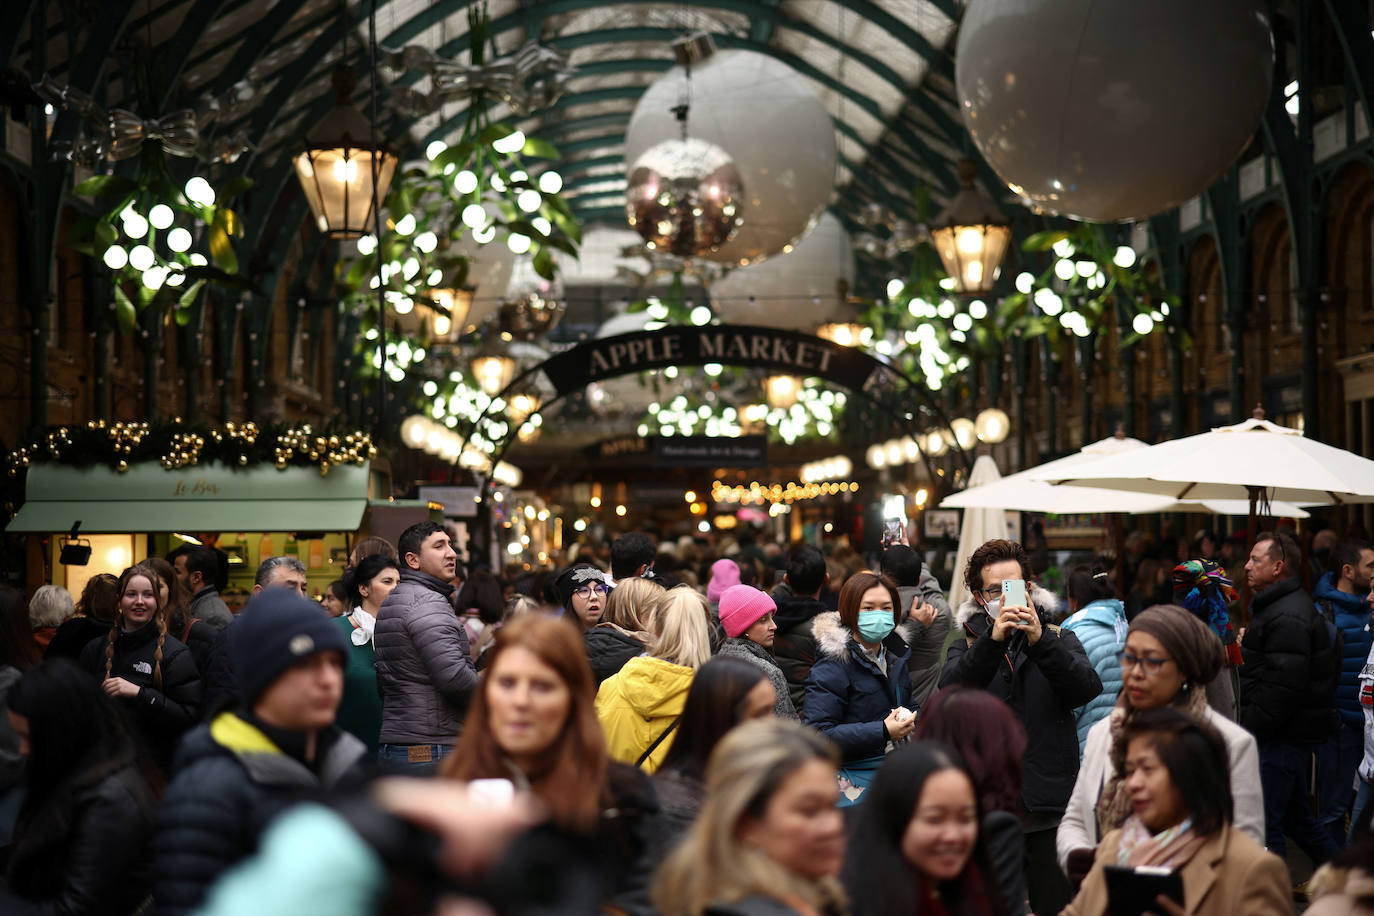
<box><xmin>1001</xmin><ymin>578</ymin><xmax>1027</xmax><ymax>609</ymax></box>
<box><xmin>1104</xmin><ymin>865</ymin><xmax>1183</xmax><ymax>916</ymax></box>
<box><xmin>882</xmin><ymin>518</ymin><xmax>905</xmax><ymax>546</ymax></box>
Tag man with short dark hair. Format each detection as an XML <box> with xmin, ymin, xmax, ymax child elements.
<box><xmin>374</xmin><ymin>521</ymin><xmax>478</xmax><ymax>772</ymax></box>
<box><xmin>152</xmin><ymin>590</ymin><xmax>364</xmax><ymax>915</ymax></box>
<box><xmin>1240</xmin><ymin>530</ymin><xmax>1342</xmax><ymax>863</ymax></box>
<box><xmin>171</xmin><ymin>545</ymin><xmax>232</xmax><ymax>629</ymax></box>
<box><xmin>880</xmin><ymin>545</ymin><xmax>952</xmax><ymax>707</ymax></box>
<box><xmin>772</xmin><ymin>544</ymin><xmax>830</xmax><ymax>714</ymax></box>
<box><xmin>1313</xmin><ymin>537</ymin><xmax>1374</xmax><ymax>846</ymax></box>
<box><xmin>610</xmin><ymin>532</ymin><xmax>657</xmax><ymax>582</ymax></box>
<box><xmin>252</xmin><ymin>556</ymin><xmax>308</xmax><ymax>597</ymax></box>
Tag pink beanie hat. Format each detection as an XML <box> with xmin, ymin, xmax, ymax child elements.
<box><xmin>719</xmin><ymin>585</ymin><xmax>776</xmax><ymax>638</ymax></box>
<box><xmin>707</xmin><ymin>558</ymin><xmax>742</xmax><ymax>604</ymax></box>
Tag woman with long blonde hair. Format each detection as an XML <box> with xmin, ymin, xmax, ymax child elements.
<box><xmin>596</xmin><ymin>585</ymin><xmax>712</xmax><ymax>771</ymax></box>
<box><xmin>78</xmin><ymin>563</ymin><xmax>201</xmax><ymax>773</ymax></box>
<box><xmin>585</xmin><ymin>575</ymin><xmax>662</xmax><ymax>685</ymax></box>
<box><xmin>654</xmin><ymin>718</ymin><xmax>847</xmax><ymax>916</ymax></box>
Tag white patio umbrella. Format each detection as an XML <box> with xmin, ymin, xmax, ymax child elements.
<box><xmin>941</xmin><ymin>433</ymin><xmax>1174</xmax><ymax>514</ymax></box>
<box><xmin>948</xmin><ymin>454</ymin><xmax>1008</xmax><ymax>611</ymax></box>
<box><xmin>1142</xmin><ymin>498</ymin><xmax>1310</xmax><ymax>519</ymax></box>
<box><xmin>1046</xmin><ymin>417</ymin><xmax>1374</xmax><ymax>509</ymax></box>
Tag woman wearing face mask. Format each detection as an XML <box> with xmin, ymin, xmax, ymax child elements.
<box><xmin>654</xmin><ymin>718</ymin><xmax>847</xmax><ymax>916</ymax></box>
<box><xmin>334</xmin><ymin>554</ymin><xmax>402</xmax><ymax>754</ymax></box>
<box><xmin>1061</xmin><ymin>708</ymin><xmax>1289</xmax><ymax>916</ymax></box>
<box><xmin>556</xmin><ymin>563</ymin><xmax>613</xmax><ymax>633</ymax></box>
<box><xmin>1056</xmin><ymin>604</ymin><xmax>1264</xmax><ymax>888</ymax></box>
<box><xmin>804</xmin><ymin>570</ymin><xmax>914</xmax><ymax>805</ymax></box>
<box><xmin>842</xmin><ymin>742</ymin><xmax>1010</xmax><ymax>916</ymax></box>
<box><xmin>78</xmin><ymin>564</ymin><xmax>201</xmax><ymax>774</ymax></box>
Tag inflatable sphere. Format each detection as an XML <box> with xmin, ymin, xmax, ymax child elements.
<box><xmin>956</xmin><ymin>0</ymin><xmax>1273</xmax><ymax>221</ymax></box>
<box><xmin>708</xmin><ymin>212</ymin><xmax>855</xmax><ymax>330</ymax></box>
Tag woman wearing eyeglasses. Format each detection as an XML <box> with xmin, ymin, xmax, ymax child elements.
<box><xmin>1056</xmin><ymin>604</ymin><xmax>1265</xmax><ymax>888</ymax></box>
<box><xmin>555</xmin><ymin>563</ymin><xmax>613</xmax><ymax>633</ymax></box>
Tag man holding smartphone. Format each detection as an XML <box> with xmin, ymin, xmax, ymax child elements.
<box><xmin>939</xmin><ymin>538</ymin><xmax>1102</xmax><ymax>916</ymax></box>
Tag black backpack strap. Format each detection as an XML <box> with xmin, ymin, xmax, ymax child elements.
<box><xmin>636</xmin><ymin>718</ymin><xmax>680</xmax><ymax>768</ymax></box>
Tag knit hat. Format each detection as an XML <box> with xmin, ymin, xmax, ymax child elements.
<box><xmin>1128</xmin><ymin>604</ymin><xmax>1225</xmax><ymax>687</ymax></box>
<box><xmin>719</xmin><ymin>584</ymin><xmax>776</xmax><ymax>638</ymax></box>
<box><xmin>231</xmin><ymin>589</ymin><xmax>349</xmax><ymax>704</ymax></box>
<box><xmin>706</xmin><ymin>558</ymin><xmax>741</xmax><ymax>604</ymax></box>
<box><xmin>554</xmin><ymin>563</ymin><xmax>612</xmax><ymax>609</ymax></box>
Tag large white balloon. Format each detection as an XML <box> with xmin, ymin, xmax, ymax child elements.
<box><xmin>956</xmin><ymin>0</ymin><xmax>1273</xmax><ymax>222</ymax></box>
<box><xmin>708</xmin><ymin>212</ymin><xmax>854</xmax><ymax>329</ymax></box>
<box><xmin>625</xmin><ymin>50</ymin><xmax>836</xmax><ymax>266</ymax></box>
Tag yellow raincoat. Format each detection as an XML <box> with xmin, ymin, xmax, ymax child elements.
<box><xmin>594</xmin><ymin>655</ymin><xmax>695</xmax><ymax>773</ymax></box>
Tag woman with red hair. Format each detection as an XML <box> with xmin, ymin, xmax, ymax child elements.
<box><xmin>440</xmin><ymin>614</ymin><xmax>657</xmax><ymax>911</ymax></box>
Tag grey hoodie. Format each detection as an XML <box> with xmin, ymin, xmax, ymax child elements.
<box><xmin>895</xmin><ymin>566</ymin><xmax>953</xmax><ymax>707</ymax></box>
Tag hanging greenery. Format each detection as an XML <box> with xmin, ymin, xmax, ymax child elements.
<box><xmin>67</xmin><ymin>142</ymin><xmax>253</xmax><ymax>333</ymax></box>
<box><xmin>4</xmin><ymin>419</ymin><xmax>377</xmax><ymax>477</ymax></box>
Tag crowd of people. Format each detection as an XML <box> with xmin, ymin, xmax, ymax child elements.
<box><xmin>1</xmin><ymin>520</ymin><xmax>1373</xmax><ymax>916</ymax></box>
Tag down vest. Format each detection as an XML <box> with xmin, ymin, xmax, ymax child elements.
<box><xmin>939</xmin><ymin>587</ymin><xmax>1102</xmax><ymax>815</ymax></box>
<box><xmin>151</xmin><ymin>712</ymin><xmax>366</xmax><ymax>916</ymax></box>
<box><xmin>1239</xmin><ymin>577</ymin><xmax>1340</xmax><ymax>744</ymax></box>
<box><xmin>1060</xmin><ymin>598</ymin><xmax>1127</xmax><ymax>754</ymax></box>
<box><xmin>1313</xmin><ymin>572</ymin><xmax>1374</xmax><ymax>729</ymax></box>
<box><xmin>374</xmin><ymin>569</ymin><xmax>478</xmax><ymax>745</ymax></box>
<box><xmin>803</xmin><ymin>612</ymin><xmax>912</xmax><ymax>762</ymax></box>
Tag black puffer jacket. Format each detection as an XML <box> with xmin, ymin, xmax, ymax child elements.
<box><xmin>772</xmin><ymin>594</ymin><xmax>828</xmax><ymax>714</ymax></box>
<box><xmin>151</xmin><ymin>711</ymin><xmax>366</xmax><ymax>916</ymax></box>
<box><xmin>1239</xmin><ymin>577</ymin><xmax>1340</xmax><ymax>744</ymax></box>
<box><xmin>1</xmin><ymin>759</ymin><xmax>156</xmax><ymax>916</ymax></box>
<box><xmin>585</xmin><ymin>625</ymin><xmax>648</xmax><ymax>686</ymax></box>
<box><xmin>939</xmin><ymin>587</ymin><xmax>1102</xmax><ymax>815</ymax></box>
<box><xmin>375</xmin><ymin>569</ymin><xmax>478</xmax><ymax>745</ymax></box>
<box><xmin>78</xmin><ymin>623</ymin><xmax>201</xmax><ymax>772</ymax></box>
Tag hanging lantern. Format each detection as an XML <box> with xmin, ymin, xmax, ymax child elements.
<box><xmin>498</xmin><ymin>255</ymin><xmax>566</xmax><ymax>341</ymax></box>
<box><xmin>949</xmin><ymin>418</ymin><xmax>978</xmax><ymax>451</ymax></box>
<box><xmin>929</xmin><ymin>160</ymin><xmax>1012</xmax><ymax>295</ymax></box>
<box><xmin>976</xmin><ymin>407</ymin><xmax>1011</xmax><ymax>443</ymax></box>
<box><xmin>427</xmin><ymin>285</ymin><xmax>473</xmax><ymax>343</ymax></box>
<box><xmin>765</xmin><ymin>374</ymin><xmax>801</xmax><ymax>410</ymax></box>
<box><xmin>625</xmin><ymin>137</ymin><xmax>745</xmax><ymax>258</ymax></box>
<box><xmin>292</xmin><ymin>66</ymin><xmax>398</xmax><ymax>239</ymax></box>
<box><xmin>815</xmin><ymin>278</ymin><xmax>867</xmax><ymax>347</ymax></box>
<box><xmin>470</xmin><ymin>338</ymin><xmax>517</xmax><ymax>396</ymax></box>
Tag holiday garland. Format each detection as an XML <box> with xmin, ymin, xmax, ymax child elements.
<box><xmin>5</xmin><ymin>419</ymin><xmax>378</xmax><ymax>478</ymax></box>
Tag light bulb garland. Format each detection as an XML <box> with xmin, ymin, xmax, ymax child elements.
<box><xmin>711</xmin><ymin>479</ymin><xmax>859</xmax><ymax>505</ymax></box>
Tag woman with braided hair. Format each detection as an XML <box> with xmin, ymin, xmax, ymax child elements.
<box><xmin>79</xmin><ymin>563</ymin><xmax>201</xmax><ymax>775</ymax></box>
<box><xmin>1055</xmin><ymin>604</ymin><xmax>1264</xmax><ymax>889</ymax></box>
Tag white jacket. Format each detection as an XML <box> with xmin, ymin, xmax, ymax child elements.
<box><xmin>1055</xmin><ymin>706</ymin><xmax>1266</xmax><ymax>871</ymax></box>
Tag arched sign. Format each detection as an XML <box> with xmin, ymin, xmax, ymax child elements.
<box><xmin>465</xmin><ymin>324</ymin><xmax>970</xmax><ymax>478</ymax></box>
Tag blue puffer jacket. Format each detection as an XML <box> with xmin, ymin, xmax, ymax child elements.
<box><xmin>803</xmin><ymin>612</ymin><xmax>912</xmax><ymax>762</ymax></box>
<box><xmin>1313</xmin><ymin>572</ymin><xmax>1374</xmax><ymax>728</ymax></box>
<box><xmin>1061</xmin><ymin>598</ymin><xmax>1127</xmax><ymax>755</ymax></box>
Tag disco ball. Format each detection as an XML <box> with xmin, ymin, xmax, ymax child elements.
<box><xmin>957</xmin><ymin>0</ymin><xmax>1273</xmax><ymax>221</ymax></box>
<box><xmin>497</xmin><ymin>254</ymin><xmax>565</xmax><ymax>341</ymax></box>
<box><xmin>625</xmin><ymin>137</ymin><xmax>745</xmax><ymax>259</ymax></box>
<box><xmin>625</xmin><ymin>50</ymin><xmax>836</xmax><ymax>267</ymax></box>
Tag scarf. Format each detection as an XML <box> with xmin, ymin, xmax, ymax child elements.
<box><xmin>1116</xmin><ymin>815</ymin><xmax>1208</xmax><ymax>870</ymax></box>
<box><xmin>1095</xmin><ymin>686</ymin><xmax>1210</xmax><ymax>835</ymax></box>
<box><xmin>1172</xmin><ymin>559</ymin><xmax>1242</xmax><ymax>665</ymax></box>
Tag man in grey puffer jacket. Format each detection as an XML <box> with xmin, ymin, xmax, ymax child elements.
<box><xmin>881</xmin><ymin>545</ymin><xmax>952</xmax><ymax>707</ymax></box>
<box><xmin>374</xmin><ymin>521</ymin><xmax>477</xmax><ymax>773</ymax></box>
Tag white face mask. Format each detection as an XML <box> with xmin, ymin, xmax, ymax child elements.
<box><xmin>983</xmin><ymin>596</ymin><xmax>1002</xmax><ymax>616</ymax></box>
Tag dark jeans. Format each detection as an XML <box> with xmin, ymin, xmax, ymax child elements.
<box><xmin>1025</xmin><ymin>814</ymin><xmax>1072</xmax><ymax>916</ymax></box>
<box><xmin>1258</xmin><ymin>739</ymin><xmax>1342</xmax><ymax>863</ymax></box>
<box><xmin>377</xmin><ymin>742</ymin><xmax>454</xmax><ymax>775</ymax></box>
<box><xmin>1316</xmin><ymin>723</ymin><xmax>1363</xmax><ymax>847</ymax></box>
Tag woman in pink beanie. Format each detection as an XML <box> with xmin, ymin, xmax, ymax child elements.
<box><xmin>715</xmin><ymin>584</ymin><xmax>798</xmax><ymax>720</ymax></box>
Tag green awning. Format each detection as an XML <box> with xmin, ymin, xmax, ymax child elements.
<box><xmin>5</xmin><ymin>461</ymin><xmax>370</xmax><ymax>534</ymax></box>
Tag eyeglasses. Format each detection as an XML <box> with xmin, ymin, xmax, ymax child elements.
<box><xmin>977</xmin><ymin>587</ymin><xmax>1002</xmax><ymax>601</ymax></box>
<box><xmin>1117</xmin><ymin>651</ymin><xmax>1175</xmax><ymax>675</ymax></box>
<box><xmin>572</xmin><ymin>584</ymin><xmax>606</xmax><ymax>600</ymax></box>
